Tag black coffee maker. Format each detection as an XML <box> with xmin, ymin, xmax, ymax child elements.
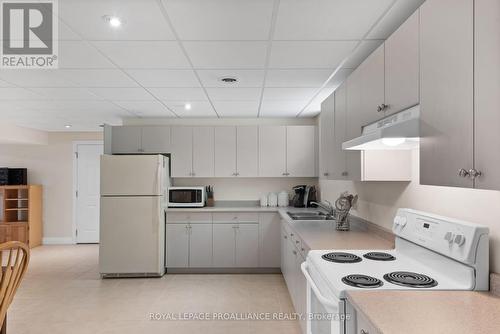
<box><xmin>292</xmin><ymin>185</ymin><xmax>317</xmax><ymax>207</ymax></box>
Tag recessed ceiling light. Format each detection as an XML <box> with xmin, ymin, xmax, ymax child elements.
<box><xmin>65</xmin><ymin>125</ymin><xmax>72</xmax><ymax>129</ymax></box>
<box><xmin>184</xmin><ymin>103</ymin><xmax>192</xmax><ymax>110</ymax></box>
<box><xmin>219</xmin><ymin>77</ymin><xmax>238</xmax><ymax>84</ymax></box>
<box><xmin>103</xmin><ymin>15</ymin><xmax>122</xmax><ymax>28</ymax></box>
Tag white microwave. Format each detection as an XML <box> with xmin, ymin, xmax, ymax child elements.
<box><xmin>167</xmin><ymin>187</ymin><xmax>206</xmax><ymax>208</ymax></box>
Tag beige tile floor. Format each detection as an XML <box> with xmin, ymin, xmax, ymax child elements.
<box><xmin>8</xmin><ymin>245</ymin><xmax>301</xmax><ymax>334</ymax></box>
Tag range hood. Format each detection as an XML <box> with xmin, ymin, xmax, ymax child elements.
<box><xmin>342</xmin><ymin>105</ymin><xmax>420</xmax><ymax>150</ymax></box>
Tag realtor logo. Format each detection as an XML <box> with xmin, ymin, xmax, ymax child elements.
<box><xmin>1</xmin><ymin>0</ymin><xmax>58</xmax><ymax>68</ymax></box>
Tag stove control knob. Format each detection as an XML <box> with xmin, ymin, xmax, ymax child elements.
<box><xmin>444</xmin><ymin>231</ymin><xmax>455</xmax><ymax>244</ymax></box>
<box><xmin>399</xmin><ymin>216</ymin><xmax>407</xmax><ymax>227</ymax></box>
<box><xmin>454</xmin><ymin>234</ymin><xmax>466</xmax><ymax>247</ymax></box>
<box><xmin>394</xmin><ymin>216</ymin><xmax>402</xmax><ymax>227</ymax></box>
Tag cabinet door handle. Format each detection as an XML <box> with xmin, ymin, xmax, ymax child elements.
<box><xmin>377</xmin><ymin>105</ymin><xmax>383</xmax><ymax>112</ymax></box>
<box><xmin>295</xmin><ymin>240</ymin><xmax>300</xmax><ymax>244</ymax></box>
<box><xmin>292</xmin><ymin>250</ymin><xmax>297</xmax><ymax>255</ymax></box>
<box><xmin>468</xmin><ymin>169</ymin><xmax>482</xmax><ymax>179</ymax></box>
<box><xmin>360</xmin><ymin>330</ymin><xmax>369</xmax><ymax>334</ymax></box>
<box><xmin>458</xmin><ymin>168</ymin><xmax>470</xmax><ymax>178</ymax></box>
<box><xmin>342</xmin><ymin>171</ymin><xmax>348</xmax><ymax>177</ymax></box>
<box><xmin>284</xmin><ymin>235</ymin><xmax>287</xmax><ymax>239</ymax></box>
<box><xmin>323</xmin><ymin>172</ymin><xmax>329</xmax><ymax>176</ymax></box>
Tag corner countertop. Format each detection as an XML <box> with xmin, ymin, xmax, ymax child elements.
<box><xmin>347</xmin><ymin>290</ymin><xmax>500</xmax><ymax>334</ymax></box>
<box><xmin>281</xmin><ymin>207</ymin><xmax>394</xmax><ymax>250</ymax></box>
<box><xmin>166</xmin><ymin>202</ymin><xmax>394</xmax><ymax>250</ymax></box>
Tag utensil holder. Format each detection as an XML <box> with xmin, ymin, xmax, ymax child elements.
<box><xmin>206</xmin><ymin>198</ymin><xmax>214</xmax><ymax>207</ymax></box>
<box><xmin>334</xmin><ymin>210</ymin><xmax>350</xmax><ymax>231</ymax></box>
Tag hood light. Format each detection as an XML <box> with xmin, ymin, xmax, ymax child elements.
<box><xmin>382</xmin><ymin>137</ymin><xmax>406</xmax><ymax>147</ymax></box>
<box><xmin>184</xmin><ymin>103</ymin><xmax>192</xmax><ymax>110</ymax></box>
<box><xmin>103</xmin><ymin>15</ymin><xmax>122</xmax><ymax>28</ymax></box>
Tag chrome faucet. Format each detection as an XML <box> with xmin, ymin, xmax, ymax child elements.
<box><xmin>310</xmin><ymin>200</ymin><xmax>334</xmax><ymax>216</ymax></box>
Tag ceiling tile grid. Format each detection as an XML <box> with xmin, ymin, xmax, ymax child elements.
<box><xmin>0</xmin><ymin>0</ymin><xmax>423</xmax><ymax>130</ymax></box>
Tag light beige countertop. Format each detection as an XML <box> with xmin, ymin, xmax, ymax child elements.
<box><xmin>347</xmin><ymin>290</ymin><xmax>500</xmax><ymax>334</ymax></box>
<box><xmin>166</xmin><ymin>203</ymin><xmax>395</xmax><ymax>250</ymax></box>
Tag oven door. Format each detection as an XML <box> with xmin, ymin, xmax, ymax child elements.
<box><xmin>301</xmin><ymin>262</ymin><xmax>345</xmax><ymax>334</ymax></box>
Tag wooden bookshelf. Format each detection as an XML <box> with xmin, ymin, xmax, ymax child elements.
<box><xmin>0</xmin><ymin>185</ymin><xmax>42</xmax><ymax>248</ymax></box>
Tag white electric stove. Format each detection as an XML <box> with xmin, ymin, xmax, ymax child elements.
<box><xmin>301</xmin><ymin>208</ymin><xmax>489</xmax><ymax>334</ymax></box>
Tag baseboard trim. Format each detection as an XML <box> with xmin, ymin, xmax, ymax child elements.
<box><xmin>166</xmin><ymin>267</ymin><xmax>282</xmax><ymax>274</ymax></box>
<box><xmin>42</xmin><ymin>237</ymin><xmax>75</xmax><ymax>245</ymax></box>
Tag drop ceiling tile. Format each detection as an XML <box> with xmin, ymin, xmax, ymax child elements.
<box><xmin>59</xmin><ymin>69</ymin><xmax>138</xmax><ymax>87</ymax></box>
<box><xmin>0</xmin><ymin>70</ymin><xmax>77</xmax><ymax>87</ymax></box>
<box><xmin>93</xmin><ymin>41</ymin><xmax>190</xmax><ymax>69</ymax></box>
<box><xmin>0</xmin><ymin>88</ymin><xmax>45</xmax><ymax>100</ymax></box>
<box><xmin>274</xmin><ymin>0</ymin><xmax>394</xmax><ymax>40</ymax></box>
<box><xmin>162</xmin><ymin>0</ymin><xmax>273</xmax><ymax>40</ymax></box>
<box><xmin>205</xmin><ymin>88</ymin><xmax>261</xmax><ymax>101</ymax></box>
<box><xmin>184</xmin><ymin>42</ymin><xmax>268</xmax><ymax>69</ymax></box>
<box><xmin>213</xmin><ymin>101</ymin><xmax>259</xmax><ymax>117</ymax></box>
<box><xmin>59</xmin><ymin>41</ymin><xmax>115</xmax><ymax>68</ymax></box>
<box><xmin>125</xmin><ymin>70</ymin><xmax>200</xmax><ymax>87</ymax></box>
<box><xmin>263</xmin><ymin>88</ymin><xmax>318</xmax><ymax>101</ymax></box>
<box><xmin>367</xmin><ymin>0</ymin><xmax>425</xmax><ymax>39</ymax></box>
<box><xmin>53</xmin><ymin>100</ymin><xmax>127</xmax><ymax>113</ymax></box>
<box><xmin>343</xmin><ymin>40</ymin><xmax>383</xmax><ymax>69</ymax></box>
<box><xmin>113</xmin><ymin>101</ymin><xmax>176</xmax><ymax>117</ymax></box>
<box><xmin>30</xmin><ymin>88</ymin><xmax>102</xmax><ymax>100</ymax></box>
<box><xmin>165</xmin><ymin>101</ymin><xmax>216</xmax><ymax>117</ymax></box>
<box><xmin>265</xmin><ymin>69</ymin><xmax>334</xmax><ymax>87</ymax></box>
<box><xmin>59</xmin><ymin>0</ymin><xmax>175</xmax><ymax>40</ymax></box>
<box><xmin>89</xmin><ymin>88</ymin><xmax>154</xmax><ymax>100</ymax></box>
<box><xmin>148</xmin><ymin>88</ymin><xmax>207</xmax><ymax>101</ymax></box>
<box><xmin>269</xmin><ymin>41</ymin><xmax>357</xmax><ymax>68</ymax></box>
<box><xmin>197</xmin><ymin>70</ymin><xmax>265</xmax><ymax>88</ymax></box>
<box><xmin>259</xmin><ymin>100</ymin><xmax>308</xmax><ymax>117</ymax></box>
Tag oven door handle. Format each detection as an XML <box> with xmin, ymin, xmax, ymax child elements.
<box><xmin>301</xmin><ymin>262</ymin><xmax>339</xmax><ymax>308</ymax></box>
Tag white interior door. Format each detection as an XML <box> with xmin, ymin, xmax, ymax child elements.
<box><xmin>75</xmin><ymin>143</ymin><xmax>103</xmax><ymax>243</ymax></box>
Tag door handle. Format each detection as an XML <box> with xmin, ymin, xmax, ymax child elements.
<box><xmin>301</xmin><ymin>262</ymin><xmax>339</xmax><ymax>308</ymax></box>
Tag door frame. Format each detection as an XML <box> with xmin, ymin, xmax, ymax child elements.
<box><xmin>72</xmin><ymin>140</ymin><xmax>104</xmax><ymax>244</ymax></box>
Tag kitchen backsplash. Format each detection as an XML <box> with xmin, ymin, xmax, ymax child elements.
<box><xmin>172</xmin><ymin>177</ymin><xmax>318</xmax><ymax>201</ymax></box>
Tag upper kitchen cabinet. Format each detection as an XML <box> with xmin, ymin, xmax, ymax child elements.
<box><xmin>474</xmin><ymin>0</ymin><xmax>500</xmax><ymax>190</ymax></box>
<box><xmin>171</xmin><ymin>126</ymin><xmax>193</xmax><ymax>177</ymax></box>
<box><xmin>171</xmin><ymin>126</ymin><xmax>214</xmax><ymax>178</ymax></box>
<box><xmin>214</xmin><ymin>127</ymin><xmax>236</xmax><ymax>177</ymax></box>
<box><xmin>286</xmin><ymin>126</ymin><xmax>317</xmax><ymax>177</ymax></box>
<box><xmin>236</xmin><ymin>126</ymin><xmax>259</xmax><ymax>177</ymax></box>
<box><xmin>105</xmin><ymin>125</ymin><xmax>171</xmax><ymax>154</ymax></box>
<box><xmin>259</xmin><ymin>126</ymin><xmax>287</xmax><ymax>177</ymax></box>
<box><xmin>420</xmin><ymin>0</ymin><xmax>474</xmax><ymax>188</ymax></box>
<box><xmin>333</xmin><ymin>83</ymin><xmax>349</xmax><ymax>180</ymax></box>
<box><xmin>319</xmin><ymin>93</ymin><xmax>335</xmax><ymax>179</ymax></box>
<box><xmin>141</xmin><ymin>126</ymin><xmax>171</xmax><ymax>153</ymax></box>
<box><xmin>192</xmin><ymin>127</ymin><xmax>215</xmax><ymax>177</ymax></box>
<box><xmin>345</xmin><ymin>45</ymin><xmax>385</xmax><ymax>142</ymax></box>
<box><xmin>214</xmin><ymin>126</ymin><xmax>259</xmax><ymax>177</ymax></box>
<box><xmin>110</xmin><ymin>126</ymin><xmax>142</xmax><ymax>154</ymax></box>
<box><xmin>384</xmin><ymin>10</ymin><xmax>420</xmax><ymax>115</ymax></box>
<box><xmin>259</xmin><ymin>125</ymin><xmax>317</xmax><ymax>177</ymax></box>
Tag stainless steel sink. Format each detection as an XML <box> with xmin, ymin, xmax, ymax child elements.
<box><xmin>287</xmin><ymin>211</ymin><xmax>334</xmax><ymax>221</ymax></box>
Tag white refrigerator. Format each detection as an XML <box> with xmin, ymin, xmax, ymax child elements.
<box><xmin>99</xmin><ymin>154</ymin><xmax>169</xmax><ymax>277</ymax></box>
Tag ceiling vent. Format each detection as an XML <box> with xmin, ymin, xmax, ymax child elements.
<box><xmin>219</xmin><ymin>77</ymin><xmax>238</xmax><ymax>84</ymax></box>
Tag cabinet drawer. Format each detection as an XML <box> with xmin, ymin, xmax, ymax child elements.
<box><xmin>166</xmin><ymin>212</ymin><xmax>212</xmax><ymax>223</ymax></box>
<box><xmin>213</xmin><ymin>212</ymin><xmax>259</xmax><ymax>223</ymax></box>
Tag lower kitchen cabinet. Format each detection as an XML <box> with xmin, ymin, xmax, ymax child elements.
<box><xmin>166</xmin><ymin>221</ymin><xmax>213</xmax><ymax>268</ymax></box>
<box><xmin>281</xmin><ymin>220</ymin><xmax>307</xmax><ymax>333</ymax></box>
<box><xmin>259</xmin><ymin>213</ymin><xmax>281</xmax><ymax>267</ymax></box>
<box><xmin>189</xmin><ymin>224</ymin><xmax>213</xmax><ymax>267</ymax></box>
<box><xmin>167</xmin><ymin>211</ymin><xmax>280</xmax><ymax>270</ymax></box>
<box><xmin>166</xmin><ymin>224</ymin><xmax>189</xmax><ymax>268</ymax></box>
<box><xmin>235</xmin><ymin>224</ymin><xmax>259</xmax><ymax>267</ymax></box>
<box><xmin>212</xmin><ymin>224</ymin><xmax>236</xmax><ymax>267</ymax></box>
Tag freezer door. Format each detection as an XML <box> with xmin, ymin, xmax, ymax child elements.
<box><xmin>101</xmin><ymin>154</ymin><xmax>165</xmax><ymax>196</ymax></box>
<box><xmin>99</xmin><ymin>196</ymin><xmax>165</xmax><ymax>276</ymax></box>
